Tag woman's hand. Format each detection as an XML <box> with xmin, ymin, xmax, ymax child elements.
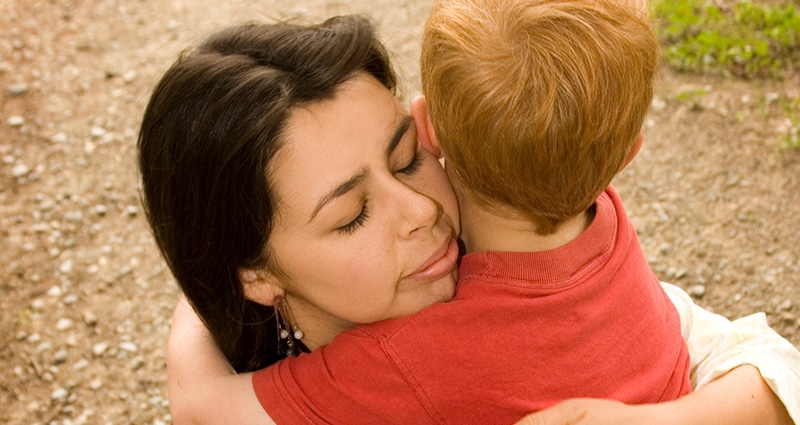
<box><xmin>513</xmin><ymin>365</ymin><xmax>793</xmax><ymax>425</ymax></box>
<box><xmin>512</xmin><ymin>399</ymin><xmax>656</xmax><ymax>425</ymax></box>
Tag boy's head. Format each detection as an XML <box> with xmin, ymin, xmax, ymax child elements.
<box><xmin>420</xmin><ymin>0</ymin><xmax>658</xmax><ymax>234</ymax></box>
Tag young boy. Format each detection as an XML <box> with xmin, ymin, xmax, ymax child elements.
<box><xmin>261</xmin><ymin>0</ymin><xmax>691</xmax><ymax>422</ymax></box>
<box><xmin>168</xmin><ymin>1</ymin><xmax>800</xmax><ymax>424</ymax></box>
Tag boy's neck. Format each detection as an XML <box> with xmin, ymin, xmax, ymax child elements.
<box><xmin>457</xmin><ymin>192</ymin><xmax>592</xmax><ymax>254</ymax></box>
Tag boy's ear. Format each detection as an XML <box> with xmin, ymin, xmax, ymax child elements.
<box><xmin>621</xmin><ymin>129</ymin><xmax>644</xmax><ymax>171</ymax></box>
<box><xmin>410</xmin><ymin>95</ymin><xmax>442</xmax><ymax>159</ymax></box>
<box><xmin>239</xmin><ymin>268</ymin><xmax>283</xmax><ymax>306</ymax></box>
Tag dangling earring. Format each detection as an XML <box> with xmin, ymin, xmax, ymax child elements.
<box><xmin>274</xmin><ymin>295</ymin><xmax>304</xmax><ymax>357</ymax></box>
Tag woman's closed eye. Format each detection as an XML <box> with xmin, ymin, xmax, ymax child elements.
<box><xmin>337</xmin><ymin>201</ymin><xmax>369</xmax><ymax>235</ymax></box>
<box><xmin>395</xmin><ymin>149</ymin><xmax>422</xmax><ymax>176</ymax></box>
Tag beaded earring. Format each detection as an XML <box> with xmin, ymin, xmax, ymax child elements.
<box><xmin>274</xmin><ymin>295</ymin><xmax>304</xmax><ymax>357</ymax></box>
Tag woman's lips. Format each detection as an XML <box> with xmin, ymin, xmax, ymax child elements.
<box><xmin>405</xmin><ymin>238</ymin><xmax>459</xmax><ymax>281</ymax></box>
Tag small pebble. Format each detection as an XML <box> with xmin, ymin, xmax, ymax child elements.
<box><xmin>8</xmin><ymin>82</ymin><xmax>29</xmax><ymax>97</ymax></box>
<box><xmin>92</xmin><ymin>342</ymin><xmax>108</xmax><ymax>357</ymax></box>
<box><xmin>122</xmin><ymin>70</ymin><xmax>137</xmax><ymax>83</ymax></box>
<box><xmin>59</xmin><ymin>259</ymin><xmax>74</xmax><ymax>274</ymax></box>
<box><xmin>31</xmin><ymin>298</ymin><xmax>45</xmax><ymax>310</ymax></box>
<box><xmin>125</xmin><ymin>205</ymin><xmax>138</xmax><ymax>217</ymax></box>
<box><xmin>8</xmin><ymin>116</ymin><xmax>25</xmax><ymax>127</ymax></box>
<box><xmin>119</xmin><ymin>341</ymin><xmax>138</xmax><ymax>353</ymax></box>
<box><xmin>51</xmin><ymin>132</ymin><xmax>68</xmax><ymax>143</ymax></box>
<box><xmin>51</xmin><ymin>387</ymin><xmax>69</xmax><ymax>401</ymax></box>
<box><xmin>12</xmin><ymin>163</ymin><xmax>30</xmax><ymax>177</ymax></box>
<box><xmin>688</xmin><ymin>284</ymin><xmax>706</xmax><ymax>298</ymax></box>
<box><xmin>89</xmin><ymin>379</ymin><xmax>103</xmax><ymax>390</ymax></box>
<box><xmin>95</xmin><ymin>204</ymin><xmax>107</xmax><ymax>216</ymax></box>
<box><xmin>90</xmin><ymin>126</ymin><xmax>106</xmax><ymax>139</ymax></box>
<box><xmin>56</xmin><ymin>318</ymin><xmax>74</xmax><ymax>331</ymax></box>
<box><xmin>82</xmin><ymin>310</ymin><xmax>98</xmax><ymax>326</ymax></box>
<box><xmin>130</xmin><ymin>356</ymin><xmax>145</xmax><ymax>370</ymax></box>
<box><xmin>54</xmin><ymin>349</ymin><xmax>68</xmax><ymax>364</ymax></box>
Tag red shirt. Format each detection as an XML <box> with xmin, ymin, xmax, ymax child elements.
<box><xmin>254</xmin><ymin>186</ymin><xmax>691</xmax><ymax>424</ymax></box>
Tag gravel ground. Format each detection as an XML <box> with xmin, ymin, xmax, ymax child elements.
<box><xmin>1</xmin><ymin>1</ymin><xmax>798</xmax><ymax>424</ymax></box>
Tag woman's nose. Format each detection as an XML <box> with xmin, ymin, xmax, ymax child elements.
<box><xmin>398</xmin><ymin>185</ymin><xmax>440</xmax><ymax>238</ymax></box>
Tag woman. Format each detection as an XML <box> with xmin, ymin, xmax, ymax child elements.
<box><xmin>139</xmin><ymin>15</ymin><xmax>459</xmax><ymax>372</ymax></box>
<box><xmin>140</xmin><ymin>15</ymin><xmax>797</xmax><ymax>425</ymax></box>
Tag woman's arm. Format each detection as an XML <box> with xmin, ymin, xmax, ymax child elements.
<box><xmin>167</xmin><ymin>297</ymin><xmax>275</xmax><ymax>425</ymax></box>
<box><xmin>513</xmin><ymin>364</ymin><xmax>791</xmax><ymax>425</ymax></box>
<box><xmin>663</xmin><ymin>281</ymin><xmax>799</xmax><ymax>423</ymax></box>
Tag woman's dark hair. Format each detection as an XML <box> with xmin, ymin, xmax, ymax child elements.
<box><xmin>138</xmin><ymin>15</ymin><xmax>397</xmax><ymax>372</ymax></box>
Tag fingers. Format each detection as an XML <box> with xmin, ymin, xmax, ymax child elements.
<box><xmin>512</xmin><ymin>400</ymin><xmax>589</xmax><ymax>425</ymax></box>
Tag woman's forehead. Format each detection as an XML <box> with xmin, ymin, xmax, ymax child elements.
<box><xmin>269</xmin><ymin>74</ymin><xmax>407</xmax><ymax>212</ymax></box>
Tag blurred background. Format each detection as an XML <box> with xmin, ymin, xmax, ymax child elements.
<box><xmin>1</xmin><ymin>0</ymin><xmax>798</xmax><ymax>423</ymax></box>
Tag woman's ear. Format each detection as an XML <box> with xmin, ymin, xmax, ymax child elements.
<box><xmin>410</xmin><ymin>95</ymin><xmax>442</xmax><ymax>159</ymax></box>
<box><xmin>239</xmin><ymin>268</ymin><xmax>283</xmax><ymax>306</ymax></box>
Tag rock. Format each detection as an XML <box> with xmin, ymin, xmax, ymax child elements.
<box><xmin>54</xmin><ymin>349</ymin><xmax>68</xmax><ymax>364</ymax></box>
<box><xmin>92</xmin><ymin>342</ymin><xmax>108</xmax><ymax>357</ymax></box>
<box><xmin>51</xmin><ymin>132</ymin><xmax>68</xmax><ymax>143</ymax></box>
<box><xmin>125</xmin><ymin>205</ymin><xmax>138</xmax><ymax>217</ymax></box>
<box><xmin>31</xmin><ymin>298</ymin><xmax>45</xmax><ymax>310</ymax></box>
<box><xmin>51</xmin><ymin>387</ymin><xmax>69</xmax><ymax>402</ymax></box>
<box><xmin>90</xmin><ymin>126</ymin><xmax>106</xmax><ymax>139</ymax></box>
<box><xmin>7</xmin><ymin>116</ymin><xmax>25</xmax><ymax>127</ymax></box>
<box><xmin>122</xmin><ymin>70</ymin><xmax>137</xmax><ymax>83</ymax></box>
<box><xmin>56</xmin><ymin>318</ymin><xmax>74</xmax><ymax>331</ymax></box>
<box><xmin>130</xmin><ymin>356</ymin><xmax>145</xmax><ymax>370</ymax></box>
<box><xmin>82</xmin><ymin>310</ymin><xmax>98</xmax><ymax>326</ymax></box>
<box><xmin>688</xmin><ymin>284</ymin><xmax>706</xmax><ymax>298</ymax></box>
<box><xmin>12</xmin><ymin>163</ymin><xmax>30</xmax><ymax>177</ymax></box>
<box><xmin>8</xmin><ymin>82</ymin><xmax>29</xmax><ymax>97</ymax></box>
<box><xmin>95</xmin><ymin>204</ymin><xmax>107</xmax><ymax>216</ymax></box>
<box><xmin>119</xmin><ymin>341</ymin><xmax>138</xmax><ymax>353</ymax></box>
<box><xmin>59</xmin><ymin>259</ymin><xmax>74</xmax><ymax>274</ymax></box>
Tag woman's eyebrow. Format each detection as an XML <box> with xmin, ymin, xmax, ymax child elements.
<box><xmin>385</xmin><ymin>115</ymin><xmax>413</xmax><ymax>156</ymax></box>
<box><xmin>309</xmin><ymin>170</ymin><xmax>367</xmax><ymax>223</ymax></box>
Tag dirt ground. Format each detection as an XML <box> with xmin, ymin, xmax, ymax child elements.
<box><xmin>1</xmin><ymin>0</ymin><xmax>798</xmax><ymax>424</ymax></box>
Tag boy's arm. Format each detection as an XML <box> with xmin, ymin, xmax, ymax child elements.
<box><xmin>168</xmin><ymin>297</ymin><xmax>276</xmax><ymax>425</ymax></box>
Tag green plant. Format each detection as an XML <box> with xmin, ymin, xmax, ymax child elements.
<box><xmin>652</xmin><ymin>0</ymin><xmax>800</xmax><ymax>78</ymax></box>
<box><xmin>780</xmin><ymin>97</ymin><xmax>800</xmax><ymax>150</ymax></box>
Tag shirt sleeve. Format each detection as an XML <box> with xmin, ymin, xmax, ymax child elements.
<box><xmin>252</xmin><ymin>330</ymin><xmax>435</xmax><ymax>425</ymax></box>
<box><xmin>662</xmin><ymin>281</ymin><xmax>800</xmax><ymax>424</ymax></box>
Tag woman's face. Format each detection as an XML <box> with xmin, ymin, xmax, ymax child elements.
<box><xmin>265</xmin><ymin>73</ymin><xmax>460</xmax><ymax>346</ymax></box>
